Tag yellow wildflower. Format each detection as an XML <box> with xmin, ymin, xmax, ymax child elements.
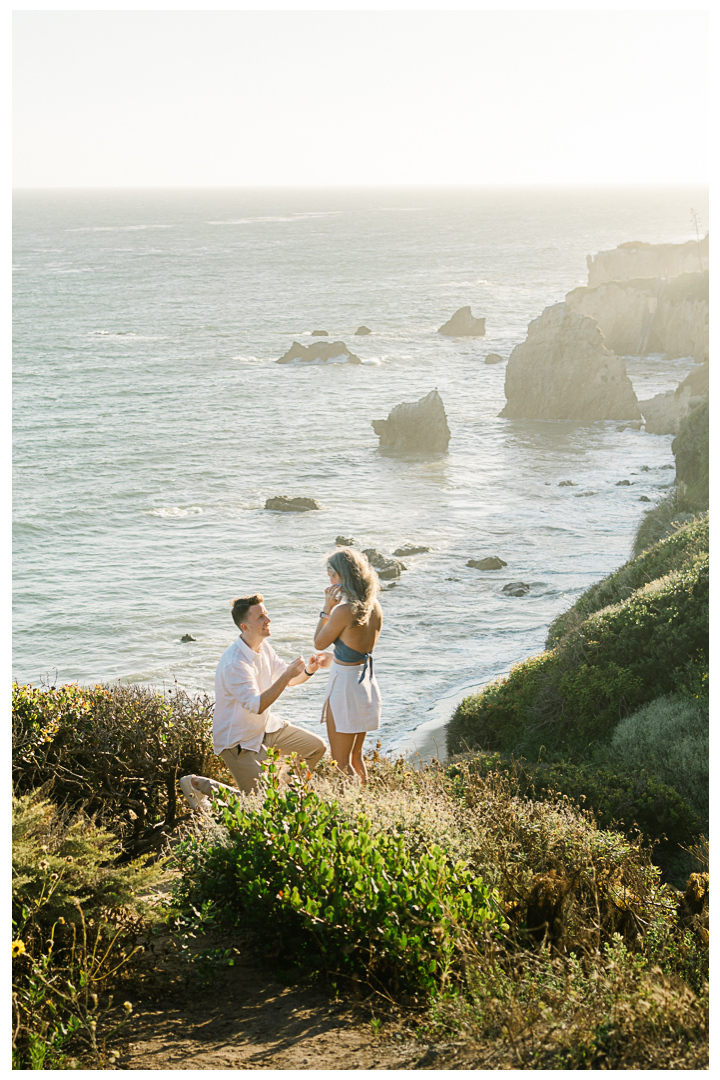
<box><xmin>12</xmin><ymin>940</ymin><xmax>26</xmax><ymax>958</ymax></box>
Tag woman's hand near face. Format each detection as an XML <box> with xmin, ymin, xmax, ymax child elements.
<box><xmin>324</xmin><ymin>583</ymin><xmax>342</xmax><ymax>611</ymax></box>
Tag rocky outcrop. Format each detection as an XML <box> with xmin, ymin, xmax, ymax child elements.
<box><xmin>565</xmin><ymin>272</ymin><xmax>708</xmax><ymax>363</ymax></box>
<box><xmin>500</xmin><ymin>303</ymin><xmax>640</xmax><ymax>421</ymax></box>
<box><xmin>438</xmin><ymin>307</ymin><xmax>486</xmax><ymax>337</ymax></box>
<box><xmin>265</xmin><ymin>496</ymin><xmax>321</xmax><ymax>512</ymax></box>
<box><xmin>484</xmin><ymin>353</ymin><xmax>504</xmax><ymax>364</ymax></box>
<box><xmin>639</xmin><ymin>362</ymin><xmax>709</xmax><ymax>436</ymax></box>
<box><xmin>587</xmin><ymin>236</ymin><xmax>708</xmax><ymax>288</ymax></box>
<box><xmin>372</xmin><ymin>390</ymin><xmax>451</xmax><ymax>452</ymax></box>
<box><xmin>355</xmin><ymin>326</ymin><xmax>371</xmax><ymax>336</ymax></box>
<box><xmin>277</xmin><ymin>341</ymin><xmax>361</xmax><ymax>364</ymax></box>
<box><xmin>362</xmin><ymin>549</ymin><xmax>407</xmax><ymax>580</ymax></box>
<box><xmin>393</xmin><ymin>544</ymin><xmax>430</xmax><ymax>557</ymax></box>
<box><xmin>468</xmin><ymin>557</ymin><xmax>507</xmax><ymax>570</ymax></box>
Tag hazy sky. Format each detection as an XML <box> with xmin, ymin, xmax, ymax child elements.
<box><xmin>13</xmin><ymin>7</ymin><xmax>709</xmax><ymax>188</ymax></box>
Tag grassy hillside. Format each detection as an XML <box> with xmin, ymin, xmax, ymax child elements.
<box><xmin>447</xmin><ymin>517</ymin><xmax>708</xmax><ymax>761</ymax></box>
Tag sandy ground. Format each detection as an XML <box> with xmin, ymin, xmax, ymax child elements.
<box><xmin>116</xmin><ymin>939</ymin><xmax>473</xmax><ymax>1071</ymax></box>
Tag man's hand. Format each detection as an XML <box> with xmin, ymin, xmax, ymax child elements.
<box><xmin>286</xmin><ymin>656</ymin><xmax>306</xmax><ymax>681</ymax></box>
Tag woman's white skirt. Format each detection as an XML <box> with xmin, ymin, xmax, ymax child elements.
<box><xmin>322</xmin><ymin>660</ymin><xmax>381</xmax><ymax>734</ymax></box>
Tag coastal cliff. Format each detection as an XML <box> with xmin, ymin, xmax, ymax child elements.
<box><xmin>587</xmin><ymin>236</ymin><xmax>708</xmax><ymax>288</ymax></box>
<box><xmin>566</xmin><ymin>271</ymin><xmax>708</xmax><ymax>363</ymax></box>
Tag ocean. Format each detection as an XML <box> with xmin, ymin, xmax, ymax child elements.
<box><xmin>12</xmin><ymin>185</ymin><xmax>708</xmax><ymax>753</ymax></box>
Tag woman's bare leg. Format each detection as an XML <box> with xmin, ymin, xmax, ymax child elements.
<box><xmin>349</xmin><ymin>732</ymin><xmax>368</xmax><ymax>785</ymax></box>
<box><xmin>325</xmin><ymin>706</ymin><xmax>359</xmax><ymax>779</ymax></box>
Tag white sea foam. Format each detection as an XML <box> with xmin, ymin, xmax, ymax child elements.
<box><xmin>66</xmin><ymin>224</ymin><xmax>173</xmax><ymax>232</ymax></box>
<box><xmin>207</xmin><ymin>212</ymin><xmax>342</xmax><ymax>226</ymax></box>
<box><xmin>148</xmin><ymin>507</ymin><xmax>203</xmax><ymax>518</ymax></box>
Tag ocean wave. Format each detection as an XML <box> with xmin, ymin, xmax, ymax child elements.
<box><xmin>66</xmin><ymin>224</ymin><xmax>173</xmax><ymax>233</ymax></box>
<box><xmin>207</xmin><ymin>212</ymin><xmax>342</xmax><ymax>225</ymax></box>
<box><xmin>147</xmin><ymin>506</ymin><xmax>203</xmax><ymax>518</ymax></box>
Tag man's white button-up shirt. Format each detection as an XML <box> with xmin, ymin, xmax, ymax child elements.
<box><xmin>213</xmin><ymin>636</ymin><xmax>288</xmax><ymax>755</ymax></box>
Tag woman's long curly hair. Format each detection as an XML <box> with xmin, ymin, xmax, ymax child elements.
<box><xmin>326</xmin><ymin>548</ymin><xmax>379</xmax><ymax>625</ymax></box>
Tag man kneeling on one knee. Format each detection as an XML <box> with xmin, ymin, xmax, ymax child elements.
<box><xmin>213</xmin><ymin>593</ymin><xmax>331</xmax><ymax>793</ymax></box>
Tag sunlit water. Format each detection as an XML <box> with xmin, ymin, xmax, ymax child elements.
<box><xmin>13</xmin><ymin>186</ymin><xmax>707</xmax><ymax>751</ymax></box>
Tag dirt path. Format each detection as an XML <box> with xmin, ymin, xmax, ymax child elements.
<box><xmin>116</xmin><ymin>933</ymin><xmax>453</xmax><ymax>1071</ymax></box>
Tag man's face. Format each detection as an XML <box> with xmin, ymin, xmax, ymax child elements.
<box><xmin>243</xmin><ymin>603</ymin><xmax>271</xmax><ymax>638</ymax></box>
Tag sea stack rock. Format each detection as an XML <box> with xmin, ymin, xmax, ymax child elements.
<box><xmin>500</xmin><ymin>303</ymin><xmax>641</xmax><ymax>422</ymax></box>
<box><xmin>438</xmin><ymin>307</ymin><xmax>486</xmax><ymax>337</ymax></box>
<box><xmin>277</xmin><ymin>341</ymin><xmax>361</xmax><ymax>365</ymax></box>
<box><xmin>264</xmin><ymin>496</ymin><xmax>321</xmax><ymax>512</ymax></box>
<box><xmin>355</xmin><ymin>325</ymin><xmax>372</xmax><ymax>336</ymax></box>
<box><xmin>372</xmin><ymin>390</ymin><xmax>451</xmax><ymax>452</ymax></box>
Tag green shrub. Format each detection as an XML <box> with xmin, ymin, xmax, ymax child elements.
<box><xmin>12</xmin><ymin>793</ymin><xmax>165</xmax><ymax>933</ymax></box>
<box><xmin>500</xmin><ymin>756</ymin><xmax>697</xmax><ymax>852</ymax></box>
<box><xmin>601</xmin><ymin>694</ymin><xmax>708</xmax><ymax>826</ymax></box>
<box><xmin>448</xmin><ymin>552</ymin><xmax>708</xmax><ymax>759</ymax></box>
<box><xmin>12</xmin><ymin>682</ymin><xmax>224</xmax><ymax>843</ymax></box>
<box><xmin>171</xmin><ymin>756</ymin><xmax>508</xmax><ymax>999</ymax></box>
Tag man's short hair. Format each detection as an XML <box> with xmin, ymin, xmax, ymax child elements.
<box><xmin>230</xmin><ymin>594</ymin><xmax>264</xmax><ymax>630</ymax></box>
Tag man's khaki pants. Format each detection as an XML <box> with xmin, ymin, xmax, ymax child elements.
<box><xmin>219</xmin><ymin>721</ymin><xmax>327</xmax><ymax>794</ymax></box>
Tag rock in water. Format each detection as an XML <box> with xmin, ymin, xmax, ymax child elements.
<box><xmin>265</xmin><ymin>496</ymin><xmax>321</xmax><ymax>512</ymax></box>
<box><xmin>372</xmin><ymin>390</ymin><xmax>451</xmax><ymax>452</ymax></box>
<box><xmin>362</xmin><ymin>548</ymin><xmax>407</xmax><ymax>580</ymax></box>
<box><xmin>355</xmin><ymin>325</ymin><xmax>372</xmax><ymax>335</ymax></box>
<box><xmin>393</xmin><ymin>544</ymin><xmax>430</xmax><ymax>557</ymax></box>
<box><xmin>180</xmin><ymin>634</ymin><xmax>196</xmax><ymax>642</ymax></box>
<box><xmin>311</xmin><ymin>329</ymin><xmax>329</xmax><ymax>336</ymax></box>
<box><xmin>438</xmin><ymin>307</ymin><xmax>486</xmax><ymax>336</ymax></box>
<box><xmin>484</xmin><ymin>352</ymin><xmax>504</xmax><ymax>364</ymax></box>
<box><xmin>467</xmin><ymin>556</ymin><xmax>507</xmax><ymax>570</ymax></box>
<box><xmin>335</xmin><ymin>535</ymin><xmax>355</xmax><ymax>546</ymax></box>
<box><xmin>277</xmin><ymin>341</ymin><xmax>361</xmax><ymax>364</ymax></box>
<box><xmin>503</xmin><ymin>582</ymin><xmax>530</xmax><ymax>596</ymax></box>
<box><xmin>500</xmin><ymin>303</ymin><xmax>641</xmax><ymax>421</ymax></box>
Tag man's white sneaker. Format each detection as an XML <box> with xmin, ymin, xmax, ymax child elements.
<box><xmin>179</xmin><ymin>775</ymin><xmax>212</xmax><ymax>812</ymax></box>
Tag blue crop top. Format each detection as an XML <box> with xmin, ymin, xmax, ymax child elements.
<box><xmin>333</xmin><ymin>636</ymin><xmax>374</xmax><ymax>682</ymax></box>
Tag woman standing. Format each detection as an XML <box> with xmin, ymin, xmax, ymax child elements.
<box><xmin>314</xmin><ymin>548</ymin><xmax>382</xmax><ymax>783</ymax></box>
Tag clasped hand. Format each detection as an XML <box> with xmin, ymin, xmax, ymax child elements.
<box><xmin>290</xmin><ymin>651</ymin><xmax>333</xmax><ymax>678</ymax></box>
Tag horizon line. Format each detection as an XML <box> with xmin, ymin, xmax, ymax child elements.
<box><xmin>13</xmin><ymin>181</ymin><xmax>709</xmax><ymax>192</ymax></box>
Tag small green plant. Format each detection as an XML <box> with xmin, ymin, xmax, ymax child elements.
<box><xmin>12</xmin><ymin>870</ymin><xmax>138</xmax><ymax>1068</ymax></box>
<box><xmin>12</xmin><ymin>792</ymin><xmax>164</xmax><ymax>1068</ymax></box>
<box><xmin>171</xmin><ymin>753</ymin><xmax>508</xmax><ymax>999</ymax></box>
